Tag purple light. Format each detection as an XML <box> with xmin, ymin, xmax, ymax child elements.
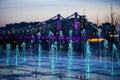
<box><xmin>57</xmin><ymin>14</ymin><xmax>61</xmax><ymax>31</ymax></box>
<box><xmin>74</xmin><ymin>12</ymin><xmax>78</xmax><ymax>31</ymax></box>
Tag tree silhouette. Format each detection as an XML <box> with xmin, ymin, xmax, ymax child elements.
<box><xmin>105</xmin><ymin>4</ymin><xmax>120</xmax><ymax>51</ymax></box>
<box><xmin>105</xmin><ymin>4</ymin><xmax>120</xmax><ymax>26</ymax></box>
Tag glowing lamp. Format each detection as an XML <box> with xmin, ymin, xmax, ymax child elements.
<box><xmin>88</xmin><ymin>38</ymin><xmax>104</xmax><ymax>43</ymax></box>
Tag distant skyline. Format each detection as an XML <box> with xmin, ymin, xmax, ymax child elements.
<box><xmin>0</xmin><ymin>0</ymin><xmax>120</xmax><ymax>26</ymax></box>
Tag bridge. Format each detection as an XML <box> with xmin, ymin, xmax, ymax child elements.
<box><xmin>0</xmin><ymin>12</ymin><xmax>99</xmax><ymax>37</ymax></box>
<box><xmin>0</xmin><ymin>12</ymin><xmax>105</xmax><ymax>51</ymax></box>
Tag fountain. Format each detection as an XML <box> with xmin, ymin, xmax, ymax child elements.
<box><xmin>15</xmin><ymin>45</ymin><xmax>19</xmax><ymax>66</ymax></box>
<box><xmin>48</xmin><ymin>31</ymin><xmax>54</xmax><ymax>60</ymax></box>
<box><xmin>54</xmin><ymin>41</ymin><xmax>58</xmax><ymax>63</ymax></box>
<box><xmin>85</xmin><ymin>41</ymin><xmax>91</xmax><ymax>72</ymax></box>
<box><xmin>69</xmin><ymin>30</ymin><xmax>72</xmax><ymax>39</ymax></box>
<box><xmin>30</xmin><ymin>35</ymin><xmax>35</xmax><ymax>58</ymax></box>
<box><xmin>37</xmin><ymin>32</ymin><xmax>42</xmax><ymax>67</ymax></box>
<box><xmin>49</xmin><ymin>41</ymin><xmax>59</xmax><ymax>75</ymax></box>
<box><xmin>59</xmin><ymin>30</ymin><xmax>63</xmax><ymax>60</ymax></box>
<box><xmin>82</xmin><ymin>29</ymin><xmax>86</xmax><ymax>59</ymax></box>
<box><xmin>67</xmin><ymin>30</ymin><xmax>73</xmax><ymax>70</ymax></box>
<box><xmin>6</xmin><ymin>44</ymin><xmax>11</xmax><ymax>66</ymax></box>
<box><xmin>50</xmin><ymin>44</ymin><xmax>55</xmax><ymax>74</ymax></box>
<box><xmin>97</xmin><ymin>28</ymin><xmax>102</xmax><ymax>61</ymax></box>
<box><xmin>38</xmin><ymin>44</ymin><xmax>42</xmax><ymax>67</ymax></box>
<box><xmin>87</xmin><ymin>73</ymin><xmax>90</xmax><ymax>80</ymax></box>
<box><xmin>111</xmin><ymin>44</ymin><xmax>117</xmax><ymax>75</ymax></box>
<box><xmin>48</xmin><ymin>31</ymin><xmax>53</xmax><ymax>50</ymax></box>
<box><xmin>103</xmin><ymin>39</ymin><xmax>108</xmax><ymax>68</ymax></box>
<box><xmin>21</xmin><ymin>42</ymin><xmax>27</xmax><ymax>62</ymax></box>
<box><xmin>113</xmin><ymin>44</ymin><xmax>120</xmax><ymax>65</ymax></box>
<box><xmin>68</xmin><ymin>40</ymin><xmax>73</xmax><ymax>70</ymax></box>
<box><xmin>114</xmin><ymin>44</ymin><xmax>120</xmax><ymax>66</ymax></box>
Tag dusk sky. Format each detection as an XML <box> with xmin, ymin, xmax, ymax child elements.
<box><xmin>0</xmin><ymin>0</ymin><xmax>120</xmax><ymax>26</ymax></box>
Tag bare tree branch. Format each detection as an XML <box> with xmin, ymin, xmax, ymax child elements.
<box><xmin>105</xmin><ymin>4</ymin><xmax>120</xmax><ymax>26</ymax></box>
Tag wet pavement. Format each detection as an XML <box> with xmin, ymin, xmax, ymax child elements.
<box><xmin>0</xmin><ymin>55</ymin><xmax>120</xmax><ymax>80</ymax></box>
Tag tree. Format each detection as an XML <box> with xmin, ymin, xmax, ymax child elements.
<box><xmin>105</xmin><ymin>4</ymin><xmax>120</xmax><ymax>51</ymax></box>
<box><xmin>105</xmin><ymin>4</ymin><xmax>120</xmax><ymax>26</ymax></box>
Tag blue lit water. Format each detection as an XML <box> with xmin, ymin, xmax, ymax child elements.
<box><xmin>0</xmin><ymin>51</ymin><xmax>120</xmax><ymax>80</ymax></box>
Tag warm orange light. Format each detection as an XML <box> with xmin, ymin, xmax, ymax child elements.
<box><xmin>88</xmin><ymin>38</ymin><xmax>104</xmax><ymax>43</ymax></box>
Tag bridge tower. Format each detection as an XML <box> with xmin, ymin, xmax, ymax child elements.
<box><xmin>74</xmin><ymin>12</ymin><xmax>79</xmax><ymax>36</ymax></box>
<box><xmin>57</xmin><ymin>14</ymin><xmax>61</xmax><ymax>31</ymax></box>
